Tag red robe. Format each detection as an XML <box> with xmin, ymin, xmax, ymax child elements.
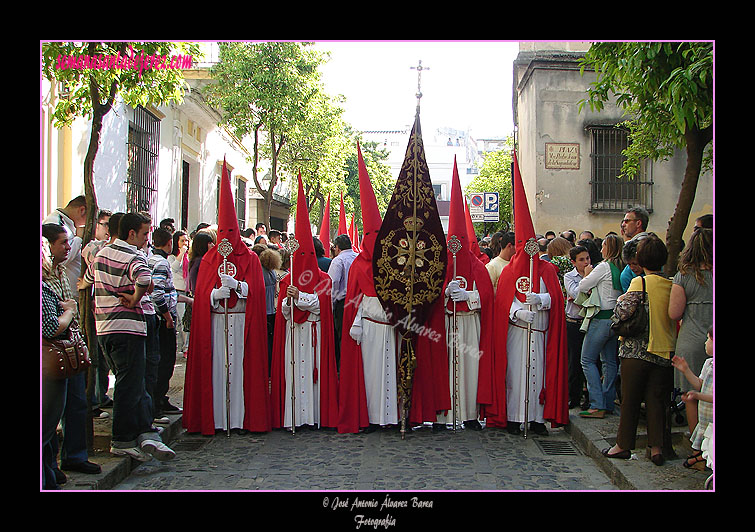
<box><xmin>485</xmin><ymin>258</ymin><xmax>569</xmax><ymax>428</ymax></box>
<box><xmin>442</xmin><ymin>252</ymin><xmax>497</xmax><ymax>419</ymax></box>
<box><xmin>270</xmin><ymin>270</ymin><xmax>339</xmax><ymax>428</ymax></box>
<box><xmin>336</xmin><ymin>254</ymin><xmax>373</xmax><ymax>433</ymax></box>
<box><xmin>407</xmin><ymin>297</ymin><xmax>452</xmax><ymax>425</ymax></box>
<box><xmin>182</xmin><ymin>247</ymin><xmax>271</xmax><ymax>435</ymax></box>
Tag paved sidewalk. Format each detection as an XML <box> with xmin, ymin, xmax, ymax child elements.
<box><xmin>56</xmin><ymin>359</ymin><xmax>712</xmax><ymax>491</ymax></box>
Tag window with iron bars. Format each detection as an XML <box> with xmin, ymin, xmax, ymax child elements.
<box><xmin>588</xmin><ymin>126</ymin><xmax>653</xmax><ymax>213</ymax></box>
<box><xmin>126</xmin><ymin>106</ymin><xmax>160</xmax><ymax>219</ymax></box>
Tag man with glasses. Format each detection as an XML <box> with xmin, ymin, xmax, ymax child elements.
<box><xmin>619</xmin><ymin>207</ymin><xmax>650</xmax><ymax>291</ymax></box>
<box><xmin>620</xmin><ymin>207</ymin><xmax>649</xmax><ymax>242</ymax></box>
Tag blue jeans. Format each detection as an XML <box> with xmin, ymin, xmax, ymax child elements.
<box><xmin>98</xmin><ymin>333</ymin><xmax>161</xmax><ymax>448</ymax></box>
<box><xmin>144</xmin><ymin>313</ymin><xmax>160</xmax><ymax>417</ymax></box>
<box><xmin>580</xmin><ymin>318</ymin><xmax>619</xmax><ymax>411</ymax></box>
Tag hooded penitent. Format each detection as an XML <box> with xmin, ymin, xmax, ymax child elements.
<box><xmin>270</xmin><ymin>173</ymin><xmax>339</xmax><ymax>428</ymax></box>
<box><xmin>337</xmin><ymin>142</ymin><xmax>386</xmax><ymax>433</ymax></box>
<box><xmin>372</xmin><ymin>114</ymin><xmax>450</xmax><ymax>431</ymax></box>
<box><xmin>445</xmin><ymin>157</ymin><xmax>496</xmax><ymax>418</ymax></box>
<box><xmin>486</xmin><ymin>151</ymin><xmax>569</xmax><ymax>428</ymax></box>
<box><xmin>183</xmin><ymin>158</ymin><xmax>271</xmax><ymax>435</ymax></box>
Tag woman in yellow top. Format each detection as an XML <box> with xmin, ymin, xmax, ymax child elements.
<box><xmin>601</xmin><ymin>234</ymin><xmax>677</xmax><ymax>466</ymax></box>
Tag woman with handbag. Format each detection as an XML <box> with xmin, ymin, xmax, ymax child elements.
<box><xmin>602</xmin><ymin>234</ymin><xmax>677</xmax><ymax>465</ymax></box>
<box><xmin>41</xmin><ymin>237</ymin><xmax>79</xmax><ymax>489</ymax></box>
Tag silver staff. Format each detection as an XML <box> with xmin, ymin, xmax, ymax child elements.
<box><xmin>522</xmin><ymin>237</ymin><xmax>540</xmax><ymax>439</ymax></box>
<box><xmin>285</xmin><ymin>234</ymin><xmax>300</xmax><ymax>436</ymax></box>
<box><xmin>217</xmin><ymin>238</ymin><xmax>234</xmax><ymax>437</ymax></box>
<box><xmin>447</xmin><ymin>234</ymin><xmax>462</xmax><ymax>432</ymax></box>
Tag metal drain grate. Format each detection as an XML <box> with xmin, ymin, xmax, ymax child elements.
<box><xmin>535</xmin><ymin>440</ymin><xmax>581</xmax><ymax>456</ymax></box>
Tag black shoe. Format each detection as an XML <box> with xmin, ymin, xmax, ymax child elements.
<box><xmin>506</xmin><ymin>422</ymin><xmax>522</xmax><ymax>435</ymax></box>
<box><xmin>60</xmin><ymin>460</ymin><xmax>102</xmax><ymax>475</ymax></box>
<box><xmin>362</xmin><ymin>424</ymin><xmax>379</xmax><ymax>434</ymax></box>
<box><xmin>432</xmin><ymin>423</ymin><xmax>449</xmax><ymax>433</ymax></box>
<box><xmin>464</xmin><ymin>420</ymin><xmax>483</xmax><ymax>431</ymax></box>
<box><xmin>529</xmin><ymin>422</ymin><xmax>548</xmax><ymax>436</ymax></box>
<box><xmin>162</xmin><ymin>400</ymin><xmax>183</xmax><ymax>414</ymax></box>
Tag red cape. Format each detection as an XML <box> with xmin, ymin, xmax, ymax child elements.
<box><xmin>485</xmin><ymin>258</ymin><xmax>569</xmax><ymax>428</ymax></box>
<box><xmin>270</xmin><ymin>271</ymin><xmax>339</xmax><ymax>428</ymax></box>
<box><xmin>337</xmin><ymin>253</ymin><xmax>452</xmax><ymax>431</ymax></box>
<box><xmin>336</xmin><ymin>254</ymin><xmax>373</xmax><ymax>433</ymax></box>
<box><xmin>407</xmin><ymin>298</ymin><xmax>451</xmax><ymax>425</ymax></box>
<box><xmin>182</xmin><ymin>247</ymin><xmax>272</xmax><ymax>435</ymax></box>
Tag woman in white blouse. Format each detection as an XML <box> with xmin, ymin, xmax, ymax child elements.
<box><xmin>577</xmin><ymin>234</ymin><xmax>625</xmax><ymax>418</ymax></box>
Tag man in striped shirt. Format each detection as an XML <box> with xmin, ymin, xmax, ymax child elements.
<box><xmin>148</xmin><ymin>227</ymin><xmax>191</xmax><ymax>419</ymax></box>
<box><xmin>83</xmin><ymin>212</ymin><xmax>176</xmax><ymax>462</ymax></box>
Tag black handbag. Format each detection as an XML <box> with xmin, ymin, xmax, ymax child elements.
<box><xmin>610</xmin><ymin>276</ymin><xmax>648</xmax><ymax>337</ymax></box>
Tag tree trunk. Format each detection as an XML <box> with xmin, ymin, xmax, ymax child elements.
<box><xmin>79</xmin><ymin>42</ymin><xmax>124</xmax><ymax>452</ymax></box>
<box><xmin>663</xmin><ymin>125</ymin><xmax>713</xmax><ymax>278</ymax></box>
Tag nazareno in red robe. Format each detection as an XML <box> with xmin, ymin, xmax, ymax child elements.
<box><xmin>270</xmin><ymin>269</ymin><xmax>339</xmax><ymax>429</ymax></box>
<box><xmin>336</xmin><ymin>252</ymin><xmax>374</xmax><ymax>433</ymax></box>
<box><xmin>182</xmin><ymin>238</ymin><xmax>272</xmax><ymax>435</ymax></box>
<box><xmin>485</xmin><ymin>257</ymin><xmax>570</xmax><ymax>429</ymax></box>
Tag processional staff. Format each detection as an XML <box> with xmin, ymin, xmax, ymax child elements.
<box><xmin>285</xmin><ymin>234</ymin><xmax>300</xmax><ymax>436</ymax></box>
<box><xmin>522</xmin><ymin>237</ymin><xmax>540</xmax><ymax>440</ymax></box>
<box><xmin>447</xmin><ymin>234</ymin><xmax>462</xmax><ymax>433</ymax></box>
<box><xmin>217</xmin><ymin>238</ymin><xmax>235</xmax><ymax>437</ymax></box>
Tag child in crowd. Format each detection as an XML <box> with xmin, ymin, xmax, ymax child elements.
<box><xmin>671</xmin><ymin>325</ymin><xmax>713</xmax><ymax>470</ymax></box>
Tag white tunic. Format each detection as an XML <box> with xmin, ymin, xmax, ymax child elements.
<box><xmin>437</xmin><ymin>284</ymin><xmax>482</xmax><ymax>425</ymax></box>
<box><xmin>210</xmin><ymin>283</ymin><xmax>249</xmax><ymax>431</ymax></box>
<box><xmin>281</xmin><ymin>291</ymin><xmax>323</xmax><ymax>429</ymax></box>
<box><xmin>351</xmin><ymin>296</ymin><xmax>398</xmax><ymax>426</ymax></box>
<box><xmin>505</xmin><ymin>277</ymin><xmax>551</xmax><ymax>424</ymax></box>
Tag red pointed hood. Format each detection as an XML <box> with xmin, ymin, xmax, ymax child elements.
<box><xmin>349</xmin><ymin>214</ymin><xmax>361</xmax><ymax>252</ymax></box>
<box><xmin>292</xmin><ymin>173</ymin><xmax>320</xmax><ymax>296</ymax></box>
<box><xmin>506</xmin><ymin>150</ymin><xmax>539</xmax><ymax>302</ymax></box>
<box><xmin>338</xmin><ymin>192</ymin><xmax>348</xmax><ymax>236</ymax></box>
<box><xmin>319</xmin><ymin>193</ymin><xmax>331</xmax><ymax>253</ymax></box>
<box><xmin>446</xmin><ymin>156</ymin><xmax>475</xmax><ymax>286</ymax></box>
<box><xmin>217</xmin><ymin>158</ymin><xmax>242</xmax><ymax>253</ymax></box>
<box><xmin>357</xmin><ymin>142</ymin><xmax>382</xmax><ymax>260</ymax></box>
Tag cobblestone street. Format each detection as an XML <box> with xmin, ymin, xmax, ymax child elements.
<box><xmin>114</xmin><ymin>421</ymin><xmax>615</xmax><ymax>491</ymax></box>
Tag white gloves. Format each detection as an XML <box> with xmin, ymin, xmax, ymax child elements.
<box><xmin>349</xmin><ymin>322</ymin><xmax>363</xmax><ymax>345</ymax></box>
<box><xmin>446</xmin><ymin>280</ymin><xmax>471</xmax><ymax>302</ymax></box>
<box><xmin>525</xmin><ymin>292</ymin><xmax>542</xmax><ymax>307</ymax></box>
<box><xmin>211</xmin><ymin>286</ymin><xmax>231</xmax><ymax>304</ymax></box>
<box><xmin>220</xmin><ymin>273</ymin><xmax>237</xmax><ymax>290</ymax></box>
<box><xmin>515</xmin><ymin>309</ymin><xmax>536</xmax><ymax>324</ymax></box>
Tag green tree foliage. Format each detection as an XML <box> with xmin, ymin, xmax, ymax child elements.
<box><xmin>465</xmin><ymin>138</ymin><xmax>514</xmax><ymax>235</ymax></box>
<box><xmin>342</xmin><ymin>134</ymin><xmax>394</xmax><ymax>232</ymax></box>
<box><xmin>578</xmin><ymin>41</ymin><xmax>713</xmax><ymax>276</ymax></box>
<box><xmin>205</xmin><ymin>42</ymin><xmax>344</xmax><ymax>227</ymax></box>
<box><xmin>42</xmin><ymin>40</ymin><xmax>200</xmax><ymax>338</ymax></box>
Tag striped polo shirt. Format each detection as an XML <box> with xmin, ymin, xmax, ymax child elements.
<box><xmin>83</xmin><ymin>238</ymin><xmax>152</xmax><ymax>336</ymax></box>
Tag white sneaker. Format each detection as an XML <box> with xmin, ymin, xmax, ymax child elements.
<box><xmin>111</xmin><ymin>446</ymin><xmax>152</xmax><ymax>462</ymax></box>
<box><xmin>140</xmin><ymin>439</ymin><xmax>176</xmax><ymax>461</ymax></box>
